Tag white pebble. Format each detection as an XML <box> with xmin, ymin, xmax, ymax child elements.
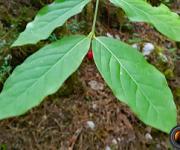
<box><xmin>112</xmin><ymin>139</ymin><xmax>118</xmax><ymax>145</ymax></box>
<box><xmin>115</xmin><ymin>34</ymin><xmax>120</xmax><ymax>40</ymax></box>
<box><xmin>92</xmin><ymin>103</ymin><xmax>97</xmax><ymax>109</ymax></box>
<box><xmin>88</xmin><ymin>80</ymin><xmax>104</xmax><ymax>91</ymax></box>
<box><xmin>10</xmin><ymin>24</ymin><xmax>15</xmax><ymax>28</ymax></box>
<box><xmin>145</xmin><ymin>133</ymin><xmax>153</xmax><ymax>141</ymax></box>
<box><xmin>117</xmin><ymin>137</ymin><xmax>121</xmax><ymax>142</ymax></box>
<box><xmin>143</xmin><ymin>43</ymin><xmax>155</xmax><ymax>56</ymax></box>
<box><xmin>105</xmin><ymin>146</ymin><xmax>111</xmax><ymax>150</ymax></box>
<box><xmin>106</xmin><ymin>32</ymin><xmax>113</xmax><ymax>38</ymax></box>
<box><xmin>86</xmin><ymin>121</ymin><xmax>95</xmax><ymax>130</ymax></box>
<box><xmin>132</xmin><ymin>43</ymin><xmax>139</xmax><ymax>49</ymax></box>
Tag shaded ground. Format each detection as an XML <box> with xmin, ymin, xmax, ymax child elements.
<box><xmin>0</xmin><ymin>61</ymin><xmax>171</xmax><ymax>150</ymax></box>
<box><xmin>0</xmin><ymin>0</ymin><xmax>180</xmax><ymax>149</ymax></box>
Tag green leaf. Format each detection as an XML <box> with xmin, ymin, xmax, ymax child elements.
<box><xmin>110</xmin><ymin>0</ymin><xmax>180</xmax><ymax>41</ymax></box>
<box><xmin>92</xmin><ymin>36</ymin><xmax>177</xmax><ymax>133</ymax></box>
<box><xmin>0</xmin><ymin>35</ymin><xmax>91</xmax><ymax>119</ymax></box>
<box><xmin>12</xmin><ymin>0</ymin><xmax>90</xmax><ymax>46</ymax></box>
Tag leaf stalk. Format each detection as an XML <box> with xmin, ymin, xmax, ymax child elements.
<box><xmin>91</xmin><ymin>0</ymin><xmax>100</xmax><ymax>35</ymax></box>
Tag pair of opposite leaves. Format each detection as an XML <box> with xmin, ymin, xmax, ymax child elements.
<box><xmin>0</xmin><ymin>0</ymin><xmax>180</xmax><ymax>133</ymax></box>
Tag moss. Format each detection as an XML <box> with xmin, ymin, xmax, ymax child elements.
<box><xmin>164</xmin><ymin>68</ymin><xmax>174</xmax><ymax>79</ymax></box>
<box><xmin>58</xmin><ymin>71</ymin><xmax>84</xmax><ymax>97</ymax></box>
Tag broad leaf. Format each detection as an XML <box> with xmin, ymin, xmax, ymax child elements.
<box><xmin>92</xmin><ymin>36</ymin><xmax>177</xmax><ymax>133</ymax></box>
<box><xmin>0</xmin><ymin>35</ymin><xmax>91</xmax><ymax>119</ymax></box>
<box><xmin>12</xmin><ymin>0</ymin><xmax>90</xmax><ymax>46</ymax></box>
<box><xmin>110</xmin><ymin>0</ymin><xmax>180</xmax><ymax>41</ymax></box>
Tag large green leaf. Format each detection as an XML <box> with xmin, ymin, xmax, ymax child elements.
<box><xmin>92</xmin><ymin>36</ymin><xmax>177</xmax><ymax>133</ymax></box>
<box><xmin>110</xmin><ymin>0</ymin><xmax>180</xmax><ymax>41</ymax></box>
<box><xmin>12</xmin><ymin>0</ymin><xmax>90</xmax><ymax>46</ymax></box>
<box><xmin>0</xmin><ymin>35</ymin><xmax>91</xmax><ymax>119</ymax></box>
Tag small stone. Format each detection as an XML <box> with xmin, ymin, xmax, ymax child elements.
<box><xmin>156</xmin><ymin>144</ymin><xmax>161</xmax><ymax>149</ymax></box>
<box><xmin>86</xmin><ymin>121</ymin><xmax>95</xmax><ymax>130</ymax></box>
<box><xmin>92</xmin><ymin>103</ymin><xmax>97</xmax><ymax>109</ymax></box>
<box><xmin>117</xmin><ymin>137</ymin><xmax>121</xmax><ymax>142</ymax></box>
<box><xmin>143</xmin><ymin>43</ymin><xmax>155</xmax><ymax>56</ymax></box>
<box><xmin>88</xmin><ymin>80</ymin><xmax>104</xmax><ymax>91</ymax></box>
<box><xmin>105</xmin><ymin>146</ymin><xmax>111</xmax><ymax>150</ymax></box>
<box><xmin>28</xmin><ymin>121</ymin><xmax>32</xmax><ymax>125</ymax></box>
<box><xmin>132</xmin><ymin>43</ymin><xmax>139</xmax><ymax>49</ymax></box>
<box><xmin>106</xmin><ymin>32</ymin><xmax>113</xmax><ymax>38</ymax></box>
<box><xmin>145</xmin><ymin>133</ymin><xmax>153</xmax><ymax>141</ymax></box>
<box><xmin>112</xmin><ymin>139</ymin><xmax>118</xmax><ymax>145</ymax></box>
<box><xmin>89</xmin><ymin>113</ymin><xmax>93</xmax><ymax>117</ymax></box>
<box><xmin>42</xmin><ymin>115</ymin><xmax>47</xmax><ymax>120</ymax></box>
<box><xmin>115</xmin><ymin>34</ymin><xmax>120</xmax><ymax>40</ymax></box>
<box><xmin>11</xmin><ymin>24</ymin><xmax>15</xmax><ymax>28</ymax></box>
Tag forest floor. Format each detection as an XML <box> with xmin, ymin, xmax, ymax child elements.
<box><xmin>0</xmin><ymin>0</ymin><xmax>180</xmax><ymax>150</ymax></box>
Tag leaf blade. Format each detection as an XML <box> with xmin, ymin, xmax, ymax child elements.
<box><xmin>0</xmin><ymin>35</ymin><xmax>91</xmax><ymax>119</ymax></box>
<box><xmin>92</xmin><ymin>36</ymin><xmax>177</xmax><ymax>133</ymax></box>
<box><xmin>12</xmin><ymin>0</ymin><xmax>90</xmax><ymax>46</ymax></box>
<box><xmin>110</xmin><ymin>0</ymin><xmax>180</xmax><ymax>41</ymax></box>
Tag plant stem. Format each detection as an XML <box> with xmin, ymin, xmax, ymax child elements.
<box><xmin>91</xmin><ymin>0</ymin><xmax>100</xmax><ymax>35</ymax></box>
